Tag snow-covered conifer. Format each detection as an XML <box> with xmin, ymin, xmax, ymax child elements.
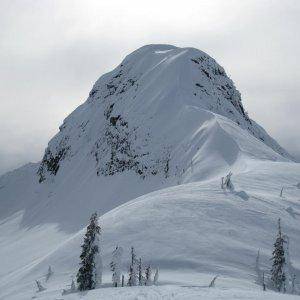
<box><xmin>76</xmin><ymin>212</ymin><xmax>101</xmax><ymax>291</ymax></box>
<box><xmin>138</xmin><ymin>258</ymin><xmax>145</xmax><ymax>285</ymax></box>
<box><xmin>110</xmin><ymin>246</ymin><xmax>123</xmax><ymax>287</ymax></box>
<box><xmin>262</xmin><ymin>272</ymin><xmax>266</xmax><ymax>291</ymax></box>
<box><xmin>221</xmin><ymin>177</ymin><xmax>224</xmax><ymax>189</ymax></box>
<box><xmin>145</xmin><ymin>265</ymin><xmax>152</xmax><ymax>286</ymax></box>
<box><xmin>292</xmin><ymin>274</ymin><xmax>296</xmax><ymax>294</ymax></box>
<box><xmin>45</xmin><ymin>265</ymin><xmax>53</xmax><ymax>282</ymax></box>
<box><xmin>224</xmin><ymin>171</ymin><xmax>234</xmax><ymax>190</ymax></box>
<box><xmin>127</xmin><ymin>247</ymin><xmax>138</xmax><ymax>286</ymax></box>
<box><xmin>271</xmin><ymin>218</ymin><xmax>286</xmax><ymax>292</ymax></box>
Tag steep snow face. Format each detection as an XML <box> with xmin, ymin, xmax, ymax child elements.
<box><xmin>37</xmin><ymin>44</ymin><xmax>291</xmax><ymax>184</ymax></box>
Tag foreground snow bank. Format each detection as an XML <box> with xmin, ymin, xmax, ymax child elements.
<box><xmin>30</xmin><ymin>285</ymin><xmax>300</xmax><ymax>300</ymax></box>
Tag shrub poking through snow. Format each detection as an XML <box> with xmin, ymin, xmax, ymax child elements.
<box><xmin>280</xmin><ymin>187</ymin><xmax>284</xmax><ymax>197</ymax></box>
<box><xmin>76</xmin><ymin>212</ymin><xmax>101</xmax><ymax>291</ymax></box>
<box><xmin>153</xmin><ymin>268</ymin><xmax>159</xmax><ymax>285</ymax></box>
<box><xmin>70</xmin><ymin>278</ymin><xmax>76</xmax><ymax>292</ymax></box>
<box><xmin>35</xmin><ymin>280</ymin><xmax>46</xmax><ymax>292</ymax></box>
<box><xmin>209</xmin><ymin>276</ymin><xmax>218</xmax><ymax>288</ymax></box>
<box><xmin>221</xmin><ymin>172</ymin><xmax>234</xmax><ymax>190</ymax></box>
<box><xmin>62</xmin><ymin>278</ymin><xmax>77</xmax><ymax>295</ymax></box>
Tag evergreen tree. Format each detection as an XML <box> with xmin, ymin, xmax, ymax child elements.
<box><xmin>292</xmin><ymin>274</ymin><xmax>296</xmax><ymax>294</ymax></box>
<box><xmin>110</xmin><ymin>246</ymin><xmax>123</xmax><ymax>287</ymax></box>
<box><xmin>127</xmin><ymin>247</ymin><xmax>138</xmax><ymax>286</ymax></box>
<box><xmin>145</xmin><ymin>265</ymin><xmax>152</xmax><ymax>286</ymax></box>
<box><xmin>76</xmin><ymin>212</ymin><xmax>101</xmax><ymax>291</ymax></box>
<box><xmin>224</xmin><ymin>171</ymin><xmax>234</xmax><ymax>190</ymax></box>
<box><xmin>262</xmin><ymin>272</ymin><xmax>266</xmax><ymax>291</ymax></box>
<box><xmin>45</xmin><ymin>265</ymin><xmax>53</xmax><ymax>282</ymax></box>
<box><xmin>138</xmin><ymin>258</ymin><xmax>144</xmax><ymax>285</ymax></box>
<box><xmin>271</xmin><ymin>218</ymin><xmax>286</xmax><ymax>292</ymax></box>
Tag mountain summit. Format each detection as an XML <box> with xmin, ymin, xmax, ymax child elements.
<box><xmin>38</xmin><ymin>44</ymin><xmax>290</xmax><ymax>182</ymax></box>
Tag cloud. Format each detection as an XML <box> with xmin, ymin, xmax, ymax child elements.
<box><xmin>0</xmin><ymin>0</ymin><xmax>299</xmax><ymax>175</ymax></box>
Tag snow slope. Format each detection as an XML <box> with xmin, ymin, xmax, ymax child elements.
<box><xmin>1</xmin><ymin>159</ymin><xmax>300</xmax><ymax>299</ymax></box>
<box><xmin>0</xmin><ymin>44</ymin><xmax>299</xmax><ymax>299</ymax></box>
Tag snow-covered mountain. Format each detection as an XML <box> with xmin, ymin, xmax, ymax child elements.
<box><xmin>37</xmin><ymin>44</ymin><xmax>291</xmax><ymax>185</ymax></box>
<box><xmin>0</xmin><ymin>44</ymin><xmax>299</xmax><ymax>299</ymax></box>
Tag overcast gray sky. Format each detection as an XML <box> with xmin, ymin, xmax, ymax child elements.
<box><xmin>0</xmin><ymin>0</ymin><xmax>299</xmax><ymax>175</ymax></box>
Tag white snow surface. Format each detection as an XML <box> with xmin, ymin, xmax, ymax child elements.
<box><xmin>0</xmin><ymin>44</ymin><xmax>299</xmax><ymax>299</ymax></box>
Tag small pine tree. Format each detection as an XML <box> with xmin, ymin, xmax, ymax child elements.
<box><xmin>45</xmin><ymin>265</ymin><xmax>53</xmax><ymax>282</ymax></box>
<box><xmin>76</xmin><ymin>212</ymin><xmax>101</xmax><ymax>291</ymax></box>
<box><xmin>145</xmin><ymin>265</ymin><xmax>152</xmax><ymax>286</ymax></box>
<box><xmin>292</xmin><ymin>274</ymin><xmax>296</xmax><ymax>294</ymax></box>
<box><xmin>221</xmin><ymin>177</ymin><xmax>224</xmax><ymax>189</ymax></box>
<box><xmin>222</xmin><ymin>172</ymin><xmax>234</xmax><ymax>190</ymax></box>
<box><xmin>271</xmin><ymin>218</ymin><xmax>286</xmax><ymax>292</ymax></box>
<box><xmin>262</xmin><ymin>272</ymin><xmax>266</xmax><ymax>291</ymax></box>
<box><xmin>138</xmin><ymin>258</ymin><xmax>145</xmax><ymax>285</ymax></box>
<box><xmin>110</xmin><ymin>246</ymin><xmax>123</xmax><ymax>287</ymax></box>
<box><xmin>127</xmin><ymin>247</ymin><xmax>138</xmax><ymax>286</ymax></box>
